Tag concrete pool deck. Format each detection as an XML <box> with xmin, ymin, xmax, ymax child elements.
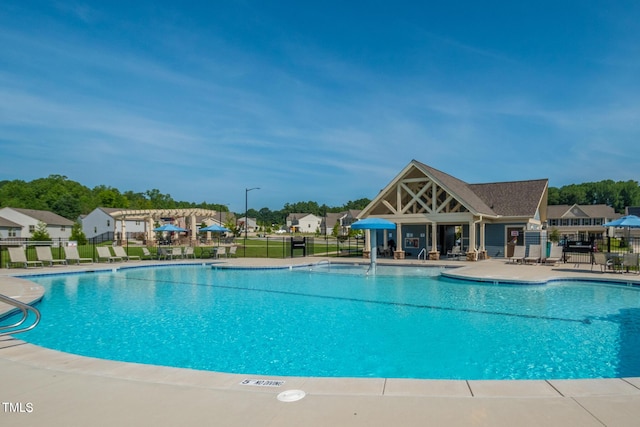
<box><xmin>2</xmin><ymin>257</ymin><xmax>640</xmax><ymax>426</ymax></box>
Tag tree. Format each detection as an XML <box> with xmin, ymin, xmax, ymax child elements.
<box><xmin>70</xmin><ymin>221</ymin><xmax>88</xmax><ymax>245</ymax></box>
<box><xmin>31</xmin><ymin>221</ymin><xmax>51</xmax><ymax>241</ymax></box>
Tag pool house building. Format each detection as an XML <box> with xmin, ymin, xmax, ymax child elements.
<box><xmin>358</xmin><ymin>160</ymin><xmax>549</xmax><ymax>260</ymax></box>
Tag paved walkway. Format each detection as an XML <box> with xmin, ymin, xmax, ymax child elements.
<box><xmin>2</xmin><ymin>258</ymin><xmax>640</xmax><ymax>426</ymax></box>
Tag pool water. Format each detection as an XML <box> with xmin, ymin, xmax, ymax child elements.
<box><xmin>9</xmin><ymin>264</ymin><xmax>640</xmax><ymax>380</ymax></box>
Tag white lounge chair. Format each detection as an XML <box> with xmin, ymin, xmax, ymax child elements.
<box><xmin>447</xmin><ymin>246</ymin><xmax>464</xmax><ymax>259</ymax></box>
<box><xmin>171</xmin><ymin>247</ymin><xmax>183</xmax><ymax>259</ymax></box>
<box><xmin>141</xmin><ymin>247</ymin><xmax>154</xmax><ymax>260</ymax></box>
<box><xmin>228</xmin><ymin>246</ymin><xmax>237</xmax><ymax>258</ymax></box>
<box><xmin>508</xmin><ymin>245</ymin><xmax>525</xmax><ymax>264</ymax></box>
<box><xmin>96</xmin><ymin>246</ymin><xmax>122</xmax><ymax>263</ymax></box>
<box><xmin>592</xmin><ymin>252</ymin><xmax>614</xmax><ymax>272</ymax></box>
<box><xmin>215</xmin><ymin>246</ymin><xmax>227</xmax><ymax>258</ymax></box>
<box><xmin>183</xmin><ymin>246</ymin><xmax>196</xmax><ymax>259</ymax></box>
<box><xmin>543</xmin><ymin>245</ymin><xmax>564</xmax><ymax>265</ymax></box>
<box><xmin>36</xmin><ymin>246</ymin><xmax>67</xmax><ymax>266</ymax></box>
<box><xmin>112</xmin><ymin>246</ymin><xmax>140</xmax><ymax>261</ymax></box>
<box><xmin>622</xmin><ymin>253</ymin><xmax>639</xmax><ymax>274</ymax></box>
<box><xmin>64</xmin><ymin>246</ymin><xmax>93</xmax><ymax>264</ymax></box>
<box><xmin>7</xmin><ymin>247</ymin><xmax>43</xmax><ymax>268</ymax></box>
<box><xmin>524</xmin><ymin>244</ymin><xmax>542</xmax><ymax>264</ymax></box>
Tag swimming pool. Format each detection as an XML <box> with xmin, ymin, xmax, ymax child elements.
<box><xmin>9</xmin><ymin>264</ymin><xmax>640</xmax><ymax>380</ymax></box>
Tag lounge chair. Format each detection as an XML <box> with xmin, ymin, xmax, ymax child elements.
<box><xmin>171</xmin><ymin>247</ymin><xmax>183</xmax><ymax>259</ymax></box>
<box><xmin>622</xmin><ymin>253</ymin><xmax>639</xmax><ymax>274</ymax></box>
<box><xmin>112</xmin><ymin>246</ymin><xmax>140</xmax><ymax>261</ymax></box>
<box><xmin>508</xmin><ymin>245</ymin><xmax>525</xmax><ymax>264</ymax></box>
<box><xmin>447</xmin><ymin>246</ymin><xmax>464</xmax><ymax>259</ymax></box>
<box><xmin>592</xmin><ymin>252</ymin><xmax>614</xmax><ymax>272</ymax></box>
<box><xmin>96</xmin><ymin>246</ymin><xmax>122</xmax><ymax>263</ymax></box>
<box><xmin>183</xmin><ymin>246</ymin><xmax>195</xmax><ymax>259</ymax></box>
<box><xmin>6</xmin><ymin>247</ymin><xmax>43</xmax><ymax>268</ymax></box>
<box><xmin>524</xmin><ymin>244</ymin><xmax>541</xmax><ymax>264</ymax></box>
<box><xmin>64</xmin><ymin>246</ymin><xmax>93</xmax><ymax>264</ymax></box>
<box><xmin>543</xmin><ymin>245</ymin><xmax>564</xmax><ymax>265</ymax></box>
<box><xmin>141</xmin><ymin>247</ymin><xmax>154</xmax><ymax>260</ymax></box>
<box><xmin>215</xmin><ymin>246</ymin><xmax>227</xmax><ymax>258</ymax></box>
<box><xmin>228</xmin><ymin>245</ymin><xmax>237</xmax><ymax>258</ymax></box>
<box><xmin>35</xmin><ymin>246</ymin><xmax>67</xmax><ymax>266</ymax></box>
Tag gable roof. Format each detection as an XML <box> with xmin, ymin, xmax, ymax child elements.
<box><xmin>360</xmin><ymin>160</ymin><xmax>548</xmax><ymax>219</ymax></box>
<box><xmin>9</xmin><ymin>208</ymin><xmax>75</xmax><ymax>226</ymax></box>
<box><xmin>0</xmin><ymin>217</ymin><xmax>21</xmax><ymax>228</ymax></box>
<box><xmin>547</xmin><ymin>204</ymin><xmax>618</xmax><ymax>219</ymax></box>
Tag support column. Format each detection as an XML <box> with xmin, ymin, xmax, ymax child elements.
<box><xmin>120</xmin><ymin>219</ymin><xmax>126</xmax><ymax>246</ymax></box>
<box><xmin>395</xmin><ymin>224</ymin><xmax>405</xmax><ymax>259</ymax></box>
<box><xmin>429</xmin><ymin>222</ymin><xmax>439</xmax><ymax>260</ymax></box>
<box><xmin>467</xmin><ymin>220</ymin><xmax>477</xmax><ymax>261</ymax></box>
<box><xmin>147</xmin><ymin>217</ymin><xmax>155</xmax><ymax>245</ymax></box>
<box><xmin>190</xmin><ymin>214</ymin><xmax>197</xmax><ymax>245</ymax></box>
<box><xmin>363</xmin><ymin>229</ymin><xmax>372</xmax><ymax>259</ymax></box>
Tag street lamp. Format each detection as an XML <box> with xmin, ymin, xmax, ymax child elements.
<box><xmin>245</xmin><ymin>187</ymin><xmax>260</xmax><ymax>256</ymax></box>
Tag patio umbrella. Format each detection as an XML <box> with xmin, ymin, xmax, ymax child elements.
<box><xmin>603</xmin><ymin>215</ymin><xmax>640</xmax><ymax>228</ymax></box>
<box><xmin>199</xmin><ymin>224</ymin><xmax>230</xmax><ymax>233</ymax></box>
<box><xmin>153</xmin><ymin>224</ymin><xmax>187</xmax><ymax>232</ymax></box>
<box><xmin>603</xmin><ymin>215</ymin><xmax>640</xmax><ymax>250</ymax></box>
<box><xmin>351</xmin><ymin>218</ymin><xmax>397</xmax><ymax>273</ymax></box>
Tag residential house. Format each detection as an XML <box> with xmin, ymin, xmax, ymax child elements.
<box><xmin>322</xmin><ymin>210</ymin><xmax>361</xmax><ymax>236</ymax></box>
<box><xmin>546</xmin><ymin>204</ymin><xmax>619</xmax><ymax>241</ymax></box>
<box><xmin>0</xmin><ymin>216</ymin><xmax>22</xmax><ymax>240</ymax></box>
<box><xmin>0</xmin><ymin>207</ymin><xmax>74</xmax><ymax>240</ymax></box>
<box><xmin>287</xmin><ymin>213</ymin><xmax>322</xmax><ymax>234</ymax></box>
<box><xmin>358</xmin><ymin>160</ymin><xmax>549</xmax><ymax>259</ymax></box>
<box><xmin>81</xmin><ymin>207</ymin><xmax>147</xmax><ymax>240</ymax></box>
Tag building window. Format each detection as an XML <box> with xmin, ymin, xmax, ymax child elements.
<box><xmin>571</xmin><ymin>219</ymin><xmax>580</xmax><ymax>226</ymax></box>
<box><xmin>60</xmin><ymin>226</ymin><xmax>66</xmax><ymax>232</ymax></box>
<box><xmin>549</xmin><ymin>219</ymin><xmax>558</xmax><ymax>226</ymax></box>
<box><xmin>594</xmin><ymin>218</ymin><xmax>603</xmax><ymax>225</ymax></box>
<box><xmin>107</xmin><ymin>220</ymin><xmax>110</xmax><ymax>227</ymax></box>
<box><xmin>94</xmin><ymin>227</ymin><xmax>97</xmax><ymax>234</ymax></box>
<box><xmin>8</xmin><ymin>228</ymin><xmax>17</xmax><ymax>237</ymax></box>
<box><xmin>29</xmin><ymin>225</ymin><xmax>35</xmax><ymax>233</ymax></box>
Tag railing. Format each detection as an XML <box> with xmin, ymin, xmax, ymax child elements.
<box><xmin>0</xmin><ymin>294</ymin><xmax>41</xmax><ymax>337</ymax></box>
<box><xmin>418</xmin><ymin>248</ymin><xmax>427</xmax><ymax>261</ymax></box>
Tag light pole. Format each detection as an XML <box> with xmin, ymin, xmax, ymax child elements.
<box><xmin>244</xmin><ymin>187</ymin><xmax>260</xmax><ymax>256</ymax></box>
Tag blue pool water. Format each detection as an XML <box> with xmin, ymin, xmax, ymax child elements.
<box><xmin>8</xmin><ymin>264</ymin><xmax>640</xmax><ymax>380</ymax></box>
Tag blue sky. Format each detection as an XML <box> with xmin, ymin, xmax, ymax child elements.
<box><xmin>1</xmin><ymin>1</ymin><xmax>639</xmax><ymax>212</ymax></box>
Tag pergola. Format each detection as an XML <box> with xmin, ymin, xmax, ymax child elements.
<box><xmin>109</xmin><ymin>208</ymin><xmax>220</xmax><ymax>245</ymax></box>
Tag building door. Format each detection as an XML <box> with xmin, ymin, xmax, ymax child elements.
<box><xmin>506</xmin><ymin>227</ymin><xmax>524</xmax><ymax>257</ymax></box>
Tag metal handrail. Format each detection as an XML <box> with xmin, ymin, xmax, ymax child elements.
<box><xmin>0</xmin><ymin>294</ymin><xmax>41</xmax><ymax>337</ymax></box>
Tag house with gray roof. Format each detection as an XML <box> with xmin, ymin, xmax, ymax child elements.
<box><xmin>0</xmin><ymin>216</ymin><xmax>23</xmax><ymax>240</ymax></box>
<box><xmin>547</xmin><ymin>204</ymin><xmax>619</xmax><ymax>241</ymax></box>
<box><xmin>0</xmin><ymin>207</ymin><xmax>74</xmax><ymax>240</ymax></box>
<box><xmin>358</xmin><ymin>160</ymin><xmax>549</xmax><ymax>259</ymax></box>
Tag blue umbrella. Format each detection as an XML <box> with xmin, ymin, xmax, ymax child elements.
<box><xmin>351</xmin><ymin>218</ymin><xmax>397</xmax><ymax>273</ymax></box>
<box><xmin>351</xmin><ymin>217</ymin><xmax>397</xmax><ymax>230</ymax></box>
<box><xmin>200</xmin><ymin>224</ymin><xmax>230</xmax><ymax>232</ymax></box>
<box><xmin>153</xmin><ymin>224</ymin><xmax>186</xmax><ymax>232</ymax></box>
<box><xmin>603</xmin><ymin>215</ymin><xmax>640</xmax><ymax>228</ymax></box>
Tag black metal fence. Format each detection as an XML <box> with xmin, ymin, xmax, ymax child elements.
<box><xmin>0</xmin><ymin>235</ymin><xmax>368</xmax><ymax>268</ymax></box>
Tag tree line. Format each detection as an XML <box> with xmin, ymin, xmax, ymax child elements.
<box><xmin>1</xmin><ymin>176</ymin><xmax>638</xmax><ymax>226</ymax></box>
<box><xmin>0</xmin><ymin>175</ymin><xmax>371</xmax><ymax>226</ymax></box>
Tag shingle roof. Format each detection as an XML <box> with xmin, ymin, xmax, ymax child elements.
<box><xmin>413</xmin><ymin>160</ymin><xmax>547</xmax><ymax>217</ymax></box>
<box><xmin>469</xmin><ymin>179</ymin><xmax>548</xmax><ymax>217</ymax></box>
<box><xmin>11</xmin><ymin>208</ymin><xmax>75</xmax><ymax>226</ymax></box>
<box><xmin>0</xmin><ymin>217</ymin><xmax>21</xmax><ymax>228</ymax></box>
<box><xmin>547</xmin><ymin>204</ymin><xmax>618</xmax><ymax>219</ymax></box>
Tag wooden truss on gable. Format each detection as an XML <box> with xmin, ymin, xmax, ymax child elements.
<box><xmin>375</xmin><ymin>176</ymin><xmax>468</xmax><ymax>216</ymax></box>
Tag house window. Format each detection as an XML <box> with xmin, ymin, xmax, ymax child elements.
<box><xmin>571</xmin><ymin>219</ymin><xmax>580</xmax><ymax>226</ymax></box>
<box><xmin>8</xmin><ymin>228</ymin><xmax>17</xmax><ymax>237</ymax></box>
<box><xmin>107</xmin><ymin>220</ymin><xmax>110</xmax><ymax>227</ymax></box>
<box><xmin>29</xmin><ymin>225</ymin><xmax>35</xmax><ymax>233</ymax></box>
<box><xmin>582</xmin><ymin>218</ymin><xmax>592</xmax><ymax>226</ymax></box>
<box><xmin>594</xmin><ymin>218</ymin><xmax>603</xmax><ymax>226</ymax></box>
<box><xmin>60</xmin><ymin>226</ymin><xmax>66</xmax><ymax>232</ymax></box>
<box><xmin>94</xmin><ymin>227</ymin><xmax>97</xmax><ymax>234</ymax></box>
<box><xmin>549</xmin><ymin>219</ymin><xmax>558</xmax><ymax>226</ymax></box>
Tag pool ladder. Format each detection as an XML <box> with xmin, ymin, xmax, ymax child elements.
<box><xmin>0</xmin><ymin>293</ymin><xmax>41</xmax><ymax>337</ymax></box>
<box><xmin>418</xmin><ymin>248</ymin><xmax>427</xmax><ymax>261</ymax></box>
